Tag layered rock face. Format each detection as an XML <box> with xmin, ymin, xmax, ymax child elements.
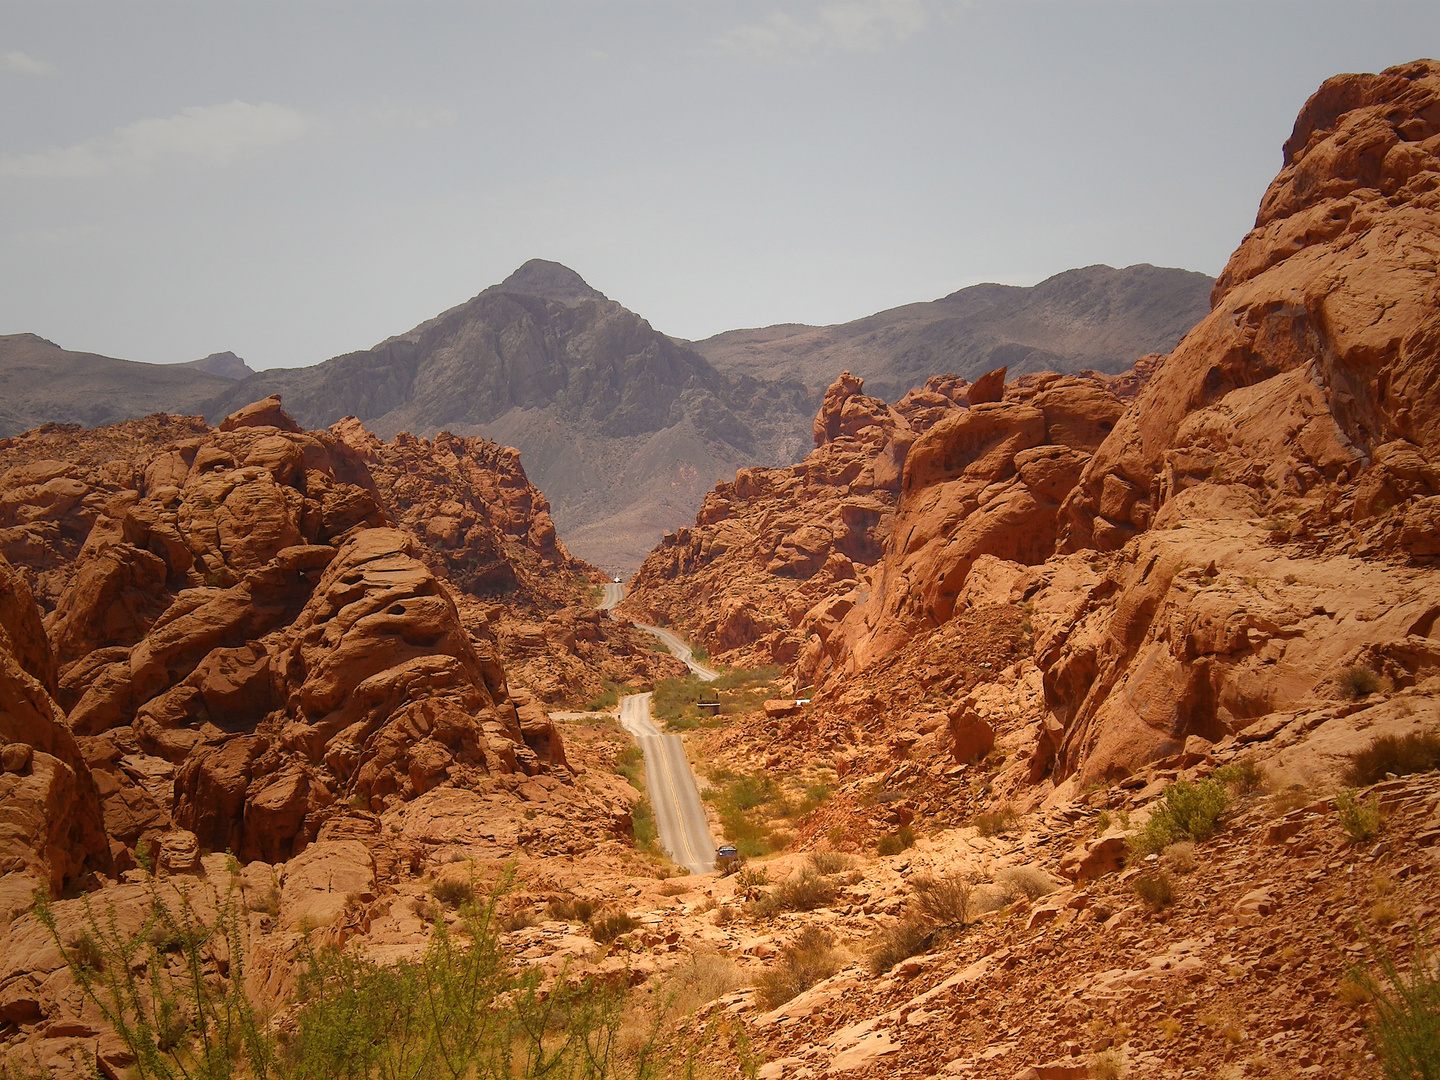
<box><xmin>0</xmin><ymin>397</ymin><xmax>578</xmax><ymax>867</ymax></box>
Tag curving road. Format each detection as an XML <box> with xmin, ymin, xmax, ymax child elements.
<box><xmin>601</xmin><ymin>581</ymin><xmax>718</xmax><ymax>682</ymax></box>
<box><xmin>600</xmin><ymin>579</ymin><xmax>718</xmax><ymax>873</ymax></box>
<box><xmin>618</xmin><ymin>692</ymin><xmax>715</xmax><ymax>875</ymax></box>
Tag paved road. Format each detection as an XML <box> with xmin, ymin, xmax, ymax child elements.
<box><xmin>600</xmin><ymin>580</ymin><xmax>718</xmax><ymax>681</ymax></box>
<box><xmin>600</xmin><ymin>578</ymin><xmax>719</xmax><ymax>873</ymax></box>
<box><xmin>618</xmin><ymin>692</ymin><xmax>715</xmax><ymax>875</ymax></box>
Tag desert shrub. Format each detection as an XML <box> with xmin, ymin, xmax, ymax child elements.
<box><xmin>431</xmin><ymin>878</ymin><xmax>474</xmax><ymax>908</ymax></box>
<box><xmin>286</xmin><ymin>892</ymin><xmax>660</xmax><ymax>1079</ymax></box>
<box><xmin>658</xmin><ymin>880</ymin><xmax>691</xmax><ymax>897</ymax></box>
<box><xmin>498</xmin><ymin>904</ymin><xmax>539</xmax><ymax>932</ymax></box>
<box><xmin>590</xmin><ymin>910</ymin><xmax>641</xmax><ymax>944</ymax></box>
<box><xmin>631</xmin><ymin>797</ymin><xmax>660</xmax><ymax>855</ymax></box>
<box><xmin>806</xmin><ymin>850</ymin><xmax>856</xmax><ymax>875</ymax></box>
<box><xmin>1351</xmin><ymin>933</ymin><xmax>1440</xmax><ymax>1080</ymax></box>
<box><xmin>1132</xmin><ymin>870</ymin><xmax>1175</xmax><ymax>911</ymax></box>
<box><xmin>1161</xmin><ymin>841</ymin><xmax>1197</xmax><ymax>874</ymax></box>
<box><xmin>732</xmin><ymin>866</ymin><xmax>770</xmax><ymax>900</ymax></box>
<box><xmin>1267</xmin><ymin>784</ymin><xmax>1312</xmax><ymax>816</ymax></box>
<box><xmin>798</xmin><ymin>784</ymin><xmax>833</xmax><ymax>816</ymax></box>
<box><xmin>586</xmin><ymin>682</ymin><xmax>620</xmax><ymax>712</ymax></box>
<box><xmin>708</xmin><ymin>771</ymin><xmax>791</xmax><ymax>857</ymax></box>
<box><xmin>764</xmin><ymin>869</ymin><xmax>838</xmax><ymax>914</ymax></box>
<box><xmin>1337</xmin><ymin>788</ymin><xmax>1386</xmax><ymax>843</ymax></box>
<box><xmin>1212</xmin><ymin>758</ymin><xmax>1265</xmax><ymax>795</ymax></box>
<box><xmin>1133</xmin><ymin>778</ymin><xmax>1231</xmax><ymax>853</ymax></box>
<box><xmin>971</xmin><ymin>804</ymin><xmax>1019</xmax><ymax>837</ymax></box>
<box><xmin>909</xmin><ymin>874</ymin><xmax>972</xmax><ymax>927</ymax></box>
<box><xmin>866</xmin><ymin>917</ymin><xmax>934</xmax><ymax>975</ymax></box>
<box><xmin>35</xmin><ymin>874</ymin><xmax>275</xmax><ymax>1080</ymax></box>
<box><xmin>996</xmin><ymin>865</ymin><xmax>1058</xmax><ymax>901</ymax></box>
<box><xmin>1091</xmin><ymin>1049</ymin><xmax>1124</xmax><ymax>1080</ymax></box>
<box><xmin>546</xmin><ymin>896</ymin><xmax>596</xmax><ymax>923</ymax></box>
<box><xmin>754</xmin><ymin>927</ymin><xmax>844</xmax><ymax>1010</ymax></box>
<box><xmin>659</xmin><ymin>952</ymin><xmax>748</xmax><ymax>1017</ymax></box>
<box><xmin>1344</xmin><ymin>731</ymin><xmax>1440</xmax><ymax>787</ymax></box>
<box><xmin>1340</xmin><ymin>665</ymin><xmax>1385</xmax><ymax>700</ymax></box>
<box><xmin>876</xmin><ymin>826</ymin><xmax>917</xmax><ymax>855</ymax></box>
<box><xmin>713</xmin><ymin>904</ymin><xmax>737</xmax><ymax>926</ymax></box>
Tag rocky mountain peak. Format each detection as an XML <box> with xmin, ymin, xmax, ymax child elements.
<box><xmin>183</xmin><ymin>351</ymin><xmax>255</xmax><ymax>380</ymax></box>
<box><xmin>489</xmin><ymin>259</ymin><xmax>607</xmax><ymax>306</ymax></box>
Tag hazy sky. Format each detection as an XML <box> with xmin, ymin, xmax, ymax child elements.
<box><xmin>2</xmin><ymin>1</ymin><xmax>1435</xmax><ymax>371</ymax></box>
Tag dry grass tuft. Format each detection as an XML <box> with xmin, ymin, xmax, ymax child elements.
<box><xmin>1131</xmin><ymin>870</ymin><xmax>1175</xmax><ymax>911</ymax></box>
<box><xmin>865</xmin><ymin>917</ymin><xmax>934</xmax><ymax>975</ymax></box>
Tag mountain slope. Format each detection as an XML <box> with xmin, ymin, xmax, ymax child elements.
<box><xmin>689</xmin><ymin>263</ymin><xmax>1213</xmax><ymax>400</ymax></box>
<box><xmin>209</xmin><ymin>261</ymin><xmax>813</xmax><ymax>570</ymax></box>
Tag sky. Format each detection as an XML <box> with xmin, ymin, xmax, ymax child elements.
<box><xmin>1</xmin><ymin>1</ymin><xmax>1435</xmax><ymax>371</ymax></box>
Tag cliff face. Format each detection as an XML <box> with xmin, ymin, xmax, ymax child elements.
<box><xmin>633</xmin><ymin>60</ymin><xmax>1440</xmax><ymax>792</ymax></box>
<box><xmin>1061</xmin><ymin>59</ymin><xmax>1440</xmax><ymax>554</ymax></box>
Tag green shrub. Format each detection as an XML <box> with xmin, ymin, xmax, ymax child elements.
<box><xmin>546</xmin><ymin>896</ymin><xmax>596</xmax><ymax>923</ymax></box>
<box><xmin>1344</xmin><ymin>731</ymin><xmax>1440</xmax><ymax>787</ymax></box>
<box><xmin>1337</xmin><ymin>788</ymin><xmax>1386</xmax><ymax>843</ymax></box>
<box><xmin>1132</xmin><ymin>870</ymin><xmax>1176</xmax><ymax>911</ymax></box>
<box><xmin>1133</xmin><ymin>778</ymin><xmax>1231</xmax><ymax>854</ymax></box>
<box><xmin>35</xmin><ymin>874</ymin><xmax>275</xmax><ymax>1079</ymax></box>
<box><xmin>38</xmin><ymin>874</ymin><xmax>667</xmax><ymax>1080</ymax></box>
<box><xmin>866</xmin><ymin>917</ymin><xmax>934</xmax><ymax>975</ymax></box>
<box><xmin>1341</xmin><ymin>665</ymin><xmax>1385</xmax><ymax>699</ymax></box>
<box><xmin>877</xmin><ymin>826</ymin><xmax>916</xmax><ymax>855</ymax></box>
<box><xmin>1212</xmin><ymin>758</ymin><xmax>1265</xmax><ymax>795</ymax></box>
<box><xmin>806</xmin><ymin>850</ymin><xmax>856</xmax><ymax>875</ymax></box>
<box><xmin>707</xmin><ymin>771</ymin><xmax>792</xmax><ymax>857</ymax></box>
<box><xmin>754</xmin><ymin>927</ymin><xmax>844</xmax><ymax>1010</ymax></box>
<box><xmin>585</xmin><ymin>682</ymin><xmax>620</xmax><ymax>711</ymax></box>
<box><xmin>747</xmin><ymin>869</ymin><xmax>839</xmax><ymax>919</ymax></box>
<box><xmin>1352</xmin><ymin>933</ymin><xmax>1440</xmax><ymax>1080</ymax></box>
<box><xmin>996</xmin><ymin>865</ymin><xmax>1058</xmax><ymax>901</ymax></box>
<box><xmin>772</xmin><ymin>869</ymin><xmax>839</xmax><ymax>912</ymax></box>
<box><xmin>732</xmin><ymin>866</ymin><xmax>770</xmax><ymax>900</ymax></box>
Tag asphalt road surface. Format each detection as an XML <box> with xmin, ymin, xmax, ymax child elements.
<box><xmin>600</xmin><ymin>580</ymin><xmax>718</xmax><ymax>681</ymax></box>
<box><xmin>618</xmin><ymin>692</ymin><xmax>716</xmax><ymax>875</ymax></box>
<box><xmin>601</xmin><ymin>579</ymin><xmax>720</xmax><ymax>872</ymax></box>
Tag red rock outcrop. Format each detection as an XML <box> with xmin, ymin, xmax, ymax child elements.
<box><xmin>1061</xmin><ymin>59</ymin><xmax>1440</xmax><ymax>553</ymax></box>
<box><xmin>620</xmin><ymin>372</ymin><xmax>953</xmax><ymax>667</ymax></box>
<box><xmin>0</xmin><ymin>556</ymin><xmax>110</xmax><ymax>895</ymax></box>
<box><xmin>630</xmin><ymin>62</ymin><xmax>1440</xmax><ymax>796</ymax></box>
<box><xmin>329</xmin><ymin>421</ymin><xmax>580</xmax><ymax>602</ymax></box>
<box><xmin>0</xmin><ymin>397</ymin><xmax>597</xmax><ymax>872</ymax></box>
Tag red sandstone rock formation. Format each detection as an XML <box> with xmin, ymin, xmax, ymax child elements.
<box><xmin>0</xmin><ymin>398</ymin><xmax>596</xmax><ymax>869</ymax></box>
<box><xmin>0</xmin><ymin>556</ymin><xmax>110</xmax><ymax>898</ymax></box>
<box><xmin>620</xmin><ymin>371</ymin><xmax>955</xmax><ymax>667</ymax></box>
<box><xmin>628</xmin><ymin>61</ymin><xmax>1440</xmax><ymax>793</ymax></box>
<box><xmin>1061</xmin><ymin>59</ymin><xmax>1440</xmax><ymax>554</ymax></box>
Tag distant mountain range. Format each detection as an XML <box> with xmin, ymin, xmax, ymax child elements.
<box><xmin>686</xmin><ymin>263</ymin><xmax>1214</xmax><ymax>401</ymax></box>
<box><xmin>0</xmin><ymin>260</ymin><xmax>1213</xmax><ymax>568</ymax></box>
